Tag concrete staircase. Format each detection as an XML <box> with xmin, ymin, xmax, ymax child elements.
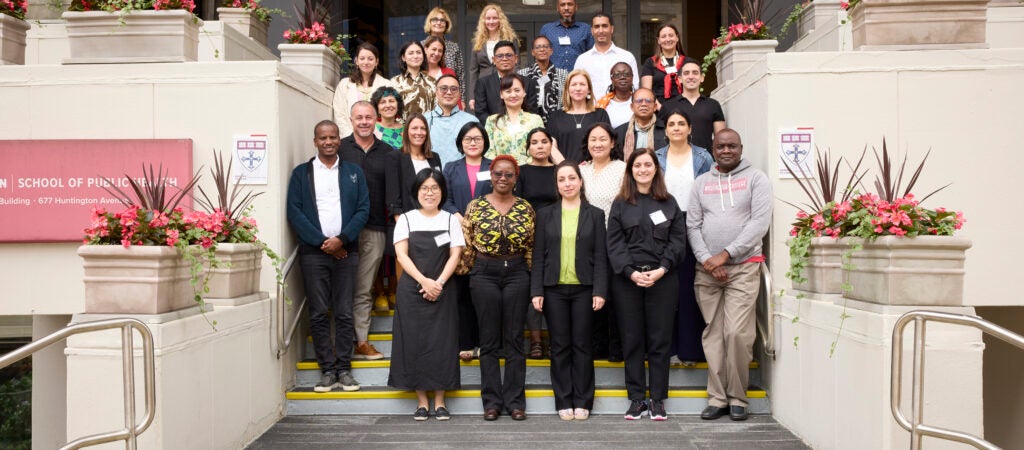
<box><xmin>285</xmin><ymin>310</ymin><xmax>770</xmax><ymax>416</ymax></box>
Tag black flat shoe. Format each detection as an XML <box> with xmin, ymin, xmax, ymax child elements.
<box><xmin>434</xmin><ymin>406</ymin><xmax>451</xmax><ymax>421</ymax></box>
<box><xmin>729</xmin><ymin>405</ymin><xmax>748</xmax><ymax>421</ymax></box>
<box><xmin>413</xmin><ymin>407</ymin><xmax>429</xmax><ymax>421</ymax></box>
<box><xmin>700</xmin><ymin>405</ymin><xmax>729</xmax><ymax>420</ymax></box>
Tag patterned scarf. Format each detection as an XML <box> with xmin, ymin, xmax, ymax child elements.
<box><xmin>522</xmin><ymin>63</ymin><xmax>561</xmax><ymax>118</ymax></box>
<box><xmin>650</xmin><ymin>54</ymin><xmax>686</xmax><ymax>99</ymax></box>
<box><xmin>622</xmin><ymin>116</ymin><xmax>657</xmax><ymax>161</ymax></box>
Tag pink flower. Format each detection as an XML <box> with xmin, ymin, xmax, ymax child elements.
<box><xmin>888</xmin><ymin>226</ymin><xmax>906</xmax><ymax>236</ymax></box>
<box><xmin>796</xmin><ymin>210</ymin><xmax>808</xmax><ymax>219</ymax></box>
<box><xmin>200</xmin><ymin>236</ymin><xmax>214</xmax><ymax>249</ymax></box>
<box><xmin>166</xmin><ymin>229</ymin><xmax>179</xmax><ymax>246</ymax></box>
<box><xmin>840</xmin><ymin>1</ymin><xmax>850</xmax><ymax>9</ymax></box>
<box><xmin>811</xmin><ymin>214</ymin><xmax>826</xmax><ymax>230</ymax></box>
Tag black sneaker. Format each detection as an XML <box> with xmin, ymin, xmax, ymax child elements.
<box><xmin>337</xmin><ymin>370</ymin><xmax>360</xmax><ymax>392</ymax></box>
<box><xmin>313</xmin><ymin>372</ymin><xmax>339</xmax><ymax>393</ymax></box>
<box><xmin>413</xmin><ymin>407</ymin><xmax>429</xmax><ymax>421</ymax></box>
<box><xmin>434</xmin><ymin>406</ymin><xmax>451</xmax><ymax>421</ymax></box>
<box><xmin>649</xmin><ymin>399</ymin><xmax>667</xmax><ymax>421</ymax></box>
<box><xmin>624</xmin><ymin>399</ymin><xmax>649</xmax><ymax>420</ymax></box>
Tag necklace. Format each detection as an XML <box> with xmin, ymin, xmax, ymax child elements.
<box><xmin>571</xmin><ymin>112</ymin><xmax>585</xmax><ymax>129</ymax></box>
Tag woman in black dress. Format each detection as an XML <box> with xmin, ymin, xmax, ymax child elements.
<box><xmin>606</xmin><ymin>147</ymin><xmax>688</xmax><ymax>422</ymax></box>
<box><xmin>515</xmin><ymin>127</ymin><xmax>560</xmax><ymax>358</ymax></box>
<box><xmin>546</xmin><ymin>70</ymin><xmax>611</xmax><ymax>162</ymax></box>
<box><xmin>388</xmin><ymin>169</ymin><xmax>465</xmax><ymax>421</ymax></box>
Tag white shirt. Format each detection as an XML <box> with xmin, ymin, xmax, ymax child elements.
<box><xmin>412</xmin><ymin>158</ymin><xmax>431</xmax><ymax>174</ymax></box>
<box><xmin>664</xmin><ymin>152</ymin><xmax>695</xmax><ymax>211</ymax></box>
<box><xmin>579</xmin><ymin>159</ymin><xmax>626</xmax><ymax>226</ymax></box>
<box><xmin>313</xmin><ymin>156</ymin><xmax>343</xmax><ymax>238</ymax></box>
<box><xmin>604</xmin><ymin>98</ymin><xmax>633</xmax><ymax>129</ymax></box>
<box><xmin>393</xmin><ymin>210</ymin><xmax>466</xmax><ymax>248</ymax></box>
<box><xmin>573</xmin><ymin>43</ymin><xmax>639</xmax><ymax>99</ymax></box>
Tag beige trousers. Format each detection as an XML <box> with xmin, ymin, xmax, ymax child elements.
<box><xmin>352</xmin><ymin>229</ymin><xmax>385</xmax><ymax>342</ymax></box>
<box><xmin>694</xmin><ymin>262</ymin><xmax>760</xmax><ymax>408</ymax></box>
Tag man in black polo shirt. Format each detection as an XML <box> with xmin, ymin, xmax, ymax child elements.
<box><xmin>660</xmin><ymin>57</ymin><xmax>726</xmax><ymax>151</ymax></box>
<box><xmin>338</xmin><ymin>100</ymin><xmax>393</xmax><ymax>361</ymax></box>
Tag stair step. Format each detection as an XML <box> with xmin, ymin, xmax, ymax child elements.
<box><xmin>305</xmin><ymin>334</ymin><xmax>393</xmax><ymax>358</ymax></box>
<box><xmin>294</xmin><ymin>359</ymin><xmax>760</xmax><ymax>388</ymax></box>
<box><xmin>284</xmin><ymin>385</ymin><xmax>769</xmax><ymax>415</ymax></box>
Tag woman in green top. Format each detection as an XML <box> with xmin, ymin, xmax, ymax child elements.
<box><xmin>484</xmin><ymin>74</ymin><xmax>545</xmax><ymax>164</ymax></box>
<box><xmin>371</xmin><ymin>86</ymin><xmax>404</xmax><ymax>149</ymax></box>
<box><xmin>529</xmin><ymin>160</ymin><xmax>609</xmax><ymax>421</ymax></box>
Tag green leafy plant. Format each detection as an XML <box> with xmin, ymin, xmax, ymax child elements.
<box><xmin>220</xmin><ymin>0</ymin><xmax>283</xmax><ymax>23</ymax></box>
<box><xmin>0</xmin><ymin>373</ymin><xmax>31</xmax><ymax>450</ymax></box>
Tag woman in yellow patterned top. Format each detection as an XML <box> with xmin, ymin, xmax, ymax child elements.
<box><xmin>458</xmin><ymin>154</ymin><xmax>535</xmax><ymax>421</ymax></box>
<box><xmin>484</xmin><ymin>74</ymin><xmax>546</xmax><ymax>165</ymax></box>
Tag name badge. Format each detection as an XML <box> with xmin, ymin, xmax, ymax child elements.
<box><xmin>665</xmin><ymin>66</ymin><xmax>677</xmax><ymax>75</ymax></box>
<box><xmin>539</xmin><ymin>74</ymin><xmax>551</xmax><ymax>85</ymax></box>
<box><xmin>435</xmin><ymin>233</ymin><xmax>451</xmax><ymax>247</ymax></box>
<box><xmin>558</xmin><ymin>36</ymin><xmax>571</xmax><ymax>46</ymax></box>
<box><xmin>476</xmin><ymin>170</ymin><xmax>490</xmax><ymax>181</ymax></box>
<box><xmin>650</xmin><ymin>210</ymin><xmax>668</xmax><ymax>225</ymax></box>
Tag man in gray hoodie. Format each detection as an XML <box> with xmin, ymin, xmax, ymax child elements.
<box><xmin>686</xmin><ymin>128</ymin><xmax>772</xmax><ymax>422</ymax></box>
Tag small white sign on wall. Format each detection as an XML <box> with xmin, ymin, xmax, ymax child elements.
<box><xmin>778</xmin><ymin>128</ymin><xmax>814</xmax><ymax>179</ymax></box>
<box><xmin>232</xmin><ymin>134</ymin><xmax>269</xmax><ymax>185</ymax></box>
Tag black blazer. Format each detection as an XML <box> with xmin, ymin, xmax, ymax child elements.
<box><xmin>385</xmin><ymin>151</ymin><xmax>443</xmax><ymax>217</ymax></box>
<box><xmin>442</xmin><ymin>157</ymin><xmax>493</xmax><ymax>214</ymax></box>
<box><xmin>530</xmin><ymin>203</ymin><xmax>609</xmax><ymax>299</ymax></box>
<box><xmin>474</xmin><ymin>72</ymin><xmax>539</xmax><ymax>123</ymax></box>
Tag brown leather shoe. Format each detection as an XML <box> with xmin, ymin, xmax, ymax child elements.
<box><xmin>510</xmin><ymin>409</ymin><xmax>527</xmax><ymax>421</ymax></box>
<box><xmin>483</xmin><ymin>408</ymin><xmax>499</xmax><ymax>421</ymax></box>
<box><xmin>353</xmin><ymin>342</ymin><xmax>384</xmax><ymax>360</ymax></box>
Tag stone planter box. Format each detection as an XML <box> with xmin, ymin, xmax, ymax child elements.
<box><xmin>715</xmin><ymin>39</ymin><xmax>777</xmax><ymax>84</ymax></box>
<box><xmin>62</xmin><ymin>10</ymin><xmax>201</xmax><ymax>64</ymax></box>
<box><xmin>278</xmin><ymin>43</ymin><xmax>342</xmax><ymax>89</ymax></box>
<box><xmin>205</xmin><ymin>242</ymin><xmax>262</xmax><ymax>299</ymax></box>
<box><xmin>78</xmin><ymin>245</ymin><xmax>194</xmax><ymax>314</ymax></box>
<box><xmin>849</xmin><ymin>0</ymin><xmax>989</xmax><ymax>50</ymax></box>
<box><xmin>216</xmin><ymin>7</ymin><xmax>268</xmax><ymax>46</ymax></box>
<box><xmin>0</xmin><ymin>13</ymin><xmax>30</xmax><ymax>65</ymax></box>
<box><xmin>840</xmin><ymin>235</ymin><xmax>972</xmax><ymax>306</ymax></box>
<box><xmin>792</xmin><ymin>237</ymin><xmax>845</xmax><ymax>294</ymax></box>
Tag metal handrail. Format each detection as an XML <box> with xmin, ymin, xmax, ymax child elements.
<box><xmin>891</xmin><ymin>310</ymin><xmax>1024</xmax><ymax>450</ymax></box>
<box><xmin>757</xmin><ymin>261</ymin><xmax>776</xmax><ymax>359</ymax></box>
<box><xmin>275</xmin><ymin>246</ymin><xmax>307</xmax><ymax>359</ymax></box>
<box><xmin>0</xmin><ymin>318</ymin><xmax>155</xmax><ymax>450</ymax></box>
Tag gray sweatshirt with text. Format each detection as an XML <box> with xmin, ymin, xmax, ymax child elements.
<box><xmin>686</xmin><ymin>158</ymin><xmax>772</xmax><ymax>265</ymax></box>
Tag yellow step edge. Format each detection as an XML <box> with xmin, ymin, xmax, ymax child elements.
<box><xmin>287</xmin><ymin>389</ymin><xmax>767</xmax><ymax>401</ymax></box>
<box><xmin>297</xmin><ymin>360</ymin><xmax>759</xmax><ymax>370</ymax></box>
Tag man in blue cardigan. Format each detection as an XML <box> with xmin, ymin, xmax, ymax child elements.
<box><xmin>287</xmin><ymin>119</ymin><xmax>370</xmax><ymax>393</ymax></box>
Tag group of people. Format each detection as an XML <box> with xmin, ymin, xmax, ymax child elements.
<box><xmin>288</xmin><ymin>0</ymin><xmax>772</xmax><ymax>424</ymax></box>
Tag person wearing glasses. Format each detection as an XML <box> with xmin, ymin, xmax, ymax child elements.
<box><xmin>546</xmin><ymin>70</ymin><xmax>610</xmax><ymax>163</ymax></box>
<box><xmin>607</xmin><ymin>147</ymin><xmax>688</xmax><ymax>421</ymax></box>
<box><xmin>518</xmin><ymin>35</ymin><xmax>569</xmax><ymax>124</ymax></box>
<box><xmin>468</xmin><ymin>4</ymin><xmax>518</xmax><ymax>113</ymax></box>
<box><xmin>458</xmin><ymin>154</ymin><xmax>536</xmax><ymax>421</ymax></box>
<box><xmin>442</xmin><ymin>122</ymin><xmax>493</xmax><ymax>362</ymax></box>
<box><xmin>427</xmin><ymin>75</ymin><xmax>479</xmax><ymax>167</ymax></box>
<box><xmin>596</xmin><ymin>62</ymin><xmax>635</xmax><ymax>128</ymax></box>
<box><xmin>388</xmin><ymin>169</ymin><xmax>465</xmax><ymax>421</ymax></box>
<box><xmin>615</xmin><ymin>88</ymin><xmax>667</xmax><ymax>162</ymax></box>
<box><xmin>475</xmin><ymin>41</ymin><xmax>538</xmax><ymax>124</ymax></box>
<box><xmin>422</xmin><ymin>8</ymin><xmax>466</xmax><ymax>104</ymax></box>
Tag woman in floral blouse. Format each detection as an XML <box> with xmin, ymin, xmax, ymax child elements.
<box><xmin>458</xmin><ymin>154</ymin><xmax>535</xmax><ymax>421</ymax></box>
<box><xmin>484</xmin><ymin>74</ymin><xmax>545</xmax><ymax>165</ymax></box>
<box><xmin>391</xmin><ymin>41</ymin><xmax>436</xmax><ymax>118</ymax></box>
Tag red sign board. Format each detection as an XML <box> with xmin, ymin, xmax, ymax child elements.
<box><xmin>0</xmin><ymin>139</ymin><xmax>193</xmax><ymax>242</ymax></box>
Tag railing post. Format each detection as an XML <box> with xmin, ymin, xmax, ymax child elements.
<box><xmin>122</xmin><ymin>324</ymin><xmax>137</xmax><ymax>450</ymax></box>
<box><xmin>911</xmin><ymin>317</ymin><xmax>926</xmax><ymax>450</ymax></box>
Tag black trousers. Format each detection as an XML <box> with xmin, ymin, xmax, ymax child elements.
<box><xmin>453</xmin><ymin>274</ymin><xmax>480</xmax><ymax>351</ymax></box>
<box><xmin>592</xmin><ymin>299</ymin><xmax>622</xmax><ymax>359</ymax></box>
<box><xmin>612</xmin><ymin>269</ymin><xmax>679</xmax><ymax>401</ymax></box>
<box><xmin>470</xmin><ymin>257</ymin><xmax>530</xmax><ymax>412</ymax></box>
<box><xmin>299</xmin><ymin>250</ymin><xmax>360</xmax><ymax>374</ymax></box>
<box><xmin>543</xmin><ymin>284</ymin><xmax>595</xmax><ymax>410</ymax></box>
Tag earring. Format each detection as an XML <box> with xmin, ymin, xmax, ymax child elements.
<box><xmin>586</xmin><ymin>94</ymin><xmax>591</xmax><ymax>100</ymax></box>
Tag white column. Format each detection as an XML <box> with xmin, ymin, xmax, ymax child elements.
<box><xmin>32</xmin><ymin>314</ymin><xmax>69</xmax><ymax>450</ymax></box>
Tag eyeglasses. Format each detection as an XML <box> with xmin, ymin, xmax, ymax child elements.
<box><xmin>462</xmin><ymin>136</ymin><xmax>484</xmax><ymax>144</ymax></box>
<box><xmin>429</xmin><ymin>17</ymin><xmax>447</xmax><ymax>23</ymax></box>
<box><xmin>611</xmin><ymin>71</ymin><xmax>632</xmax><ymax>79</ymax></box>
<box><xmin>633</xmin><ymin>98</ymin><xmax>655</xmax><ymax>104</ymax></box>
<box><xmin>493</xmin><ymin>53</ymin><xmax>516</xmax><ymax>60</ymax></box>
<box><xmin>419</xmin><ymin>185</ymin><xmax>442</xmax><ymax>193</ymax></box>
<box><xmin>492</xmin><ymin>171</ymin><xmax>515</xmax><ymax>179</ymax></box>
<box><xmin>534</xmin><ymin>44</ymin><xmax>552</xmax><ymax>50</ymax></box>
<box><xmin>437</xmin><ymin>86</ymin><xmax>459</xmax><ymax>93</ymax></box>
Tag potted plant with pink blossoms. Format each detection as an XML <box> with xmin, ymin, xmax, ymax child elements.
<box><xmin>63</xmin><ymin>0</ymin><xmax>201</xmax><ymax>64</ymax></box>
<box><xmin>0</xmin><ymin>0</ymin><xmax>29</xmax><ymax>65</ymax></box>
<box><xmin>216</xmin><ymin>0</ymin><xmax>283</xmax><ymax>46</ymax></box>
<box><xmin>277</xmin><ymin>0</ymin><xmax>349</xmax><ymax>88</ymax></box>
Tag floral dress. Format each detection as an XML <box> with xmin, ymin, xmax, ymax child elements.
<box><xmin>484</xmin><ymin>112</ymin><xmax>545</xmax><ymax>165</ymax></box>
